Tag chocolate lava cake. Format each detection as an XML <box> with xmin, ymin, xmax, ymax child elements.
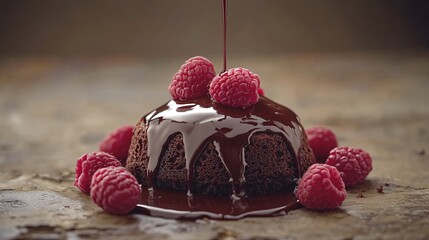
<box><xmin>126</xmin><ymin>96</ymin><xmax>316</xmax><ymax>196</ymax></box>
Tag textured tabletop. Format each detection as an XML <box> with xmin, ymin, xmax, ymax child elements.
<box><xmin>1</xmin><ymin>52</ymin><xmax>428</xmax><ymax>239</ymax></box>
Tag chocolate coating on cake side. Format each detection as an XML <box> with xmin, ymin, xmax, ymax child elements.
<box><xmin>126</xmin><ymin>96</ymin><xmax>316</xmax><ymax>196</ymax></box>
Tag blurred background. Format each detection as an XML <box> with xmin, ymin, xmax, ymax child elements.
<box><xmin>1</xmin><ymin>0</ymin><xmax>429</xmax><ymax>59</ymax></box>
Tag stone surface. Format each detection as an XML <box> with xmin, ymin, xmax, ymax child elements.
<box><xmin>0</xmin><ymin>52</ymin><xmax>428</xmax><ymax>239</ymax></box>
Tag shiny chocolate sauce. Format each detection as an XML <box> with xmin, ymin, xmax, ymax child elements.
<box><xmin>135</xmin><ymin>188</ymin><xmax>302</xmax><ymax>220</ymax></box>
<box><xmin>222</xmin><ymin>0</ymin><xmax>227</xmax><ymax>73</ymax></box>
<box><xmin>133</xmin><ymin>96</ymin><xmax>306</xmax><ymax>220</ymax></box>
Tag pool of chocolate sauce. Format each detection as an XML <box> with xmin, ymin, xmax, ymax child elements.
<box><xmin>131</xmin><ymin>96</ymin><xmax>306</xmax><ymax>220</ymax></box>
<box><xmin>134</xmin><ymin>188</ymin><xmax>302</xmax><ymax>220</ymax></box>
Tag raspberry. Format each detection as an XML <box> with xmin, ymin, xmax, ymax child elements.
<box><xmin>169</xmin><ymin>56</ymin><xmax>216</xmax><ymax>101</ymax></box>
<box><xmin>74</xmin><ymin>152</ymin><xmax>122</xmax><ymax>194</ymax></box>
<box><xmin>326</xmin><ymin>147</ymin><xmax>372</xmax><ymax>187</ymax></box>
<box><xmin>99</xmin><ymin>125</ymin><xmax>134</xmax><ymax>166</ymax></box>
<box><xmin>296</xmin><ymin>164</ymin><xmax>346</xmax><ymax>210</ymax></box>
<box><xmin>258</xmin><ymin>87</ymin><xmax>265</xmax><ymax>96</ymax></box>
<box><xmin>209</xmin><ymin>67</ymin><xmax>260</xmax><ymax>108</ymax></box>
<box><xmin>306</xmin><ymin>126</ymin><xmax>338</xmax><ymax>163</ymax></box>
<box><xmin>90</xmin><ymin>167</ymin><xmax>141</xmax><ymax>214</ymax></box>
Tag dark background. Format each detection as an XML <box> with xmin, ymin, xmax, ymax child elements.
<box><xmin>1</xmin><ymin>0</ymin><xmax>429</xmax><ymax>58</ymax></box>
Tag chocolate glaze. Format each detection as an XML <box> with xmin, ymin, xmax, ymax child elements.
<box><xmin>144</xmin><ymin>96</ymin><xmax>304</xmax><ymax>197</ymax></box>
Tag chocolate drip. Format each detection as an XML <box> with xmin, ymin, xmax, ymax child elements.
<box><xmin>221</xmin><ymin>0</ymin><xmax>227</xmax><ymax>73</ymax></box>
<box><xmin>144</xmin><ymin>96</ymin><xmax>304</xmax><ymax>197</ymax></box>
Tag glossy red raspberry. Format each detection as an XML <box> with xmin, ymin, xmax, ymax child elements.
<box><xmin>99</xmin><ymin>125</ymin><xmax>134</xmax><ymax>166</ymax></box>
<box><xmin>74</xmin><ymin>152</ymin><xmax>121</xmax><ymax>194</ymax></box>
<box><xmin>169</xmin><ymin>56</ymin><xmax>216</xmax><ymax>101</ymax></box>
<box><xmin>90</xmin><ymin>167</ymin><xmax>141</xmax><ymax>214</ymax></box>
<box><xmin>258</xmin><ymin>87</ymin><xmax>265</xmax><ymax>96</ymax></box>
<box><xmin>296</xmin><ymin>164</ymin><xmax>346</xmax><ymax>210</ymax></box>
<box><xmin>306</xmin><ymin>126</ymin><xmax>338</xmax><ymax>163</ymax></box>
<box><xmin>326</xmin><ymin>147</ymin><xmax>372</xmax><ymax>187</ymax></box>
<box><xmin>209</xmin><ymin>67</ymin><xmax>260</xmax><ymax>108</ymax></box>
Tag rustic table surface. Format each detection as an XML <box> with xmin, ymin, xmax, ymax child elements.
<box><xmin>1</xmin><ymin>52</ymin><xmax>428</xmax><ymax>240</ymax></box>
